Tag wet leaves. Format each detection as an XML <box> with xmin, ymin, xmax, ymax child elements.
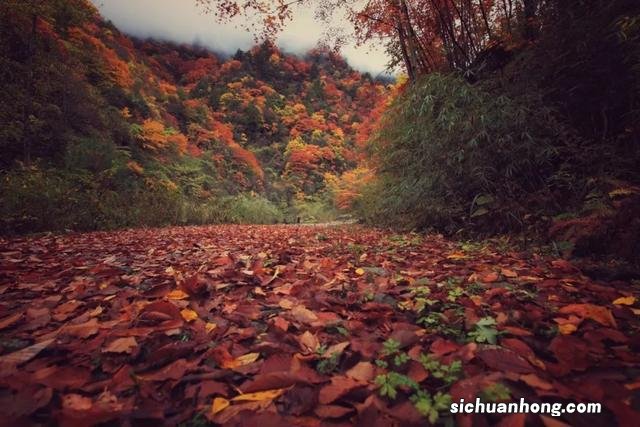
<box><xmin>0</xmin><ymin>224</ymin><xmax>639</xmax><ymax>425</ymax></box>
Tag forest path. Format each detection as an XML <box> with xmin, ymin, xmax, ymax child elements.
<box><xmin>0</xmin><ymin>224</ymin><xmax>639</xmax><ymax>425</ymax></box>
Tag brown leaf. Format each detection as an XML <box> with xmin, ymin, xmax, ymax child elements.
<box><xmin>0</xmin><ymin>338</ymin><xmax>55</xmax><ymax>371</ymax></box>
<box><xmin>346</xmin><ymin>362</ymin><xmax>376</xmax><ymax>382</ymax></box>
<box><xmin>477</xmin><ymin>348</ymin><xmax>534</xmax><ymax>374</ymax></box>
<box><xmin>0</xmin><ymin>312</ymin><xmax>23</xmax><ymax>330</ymax></box>
<box><xmin>315</xmin><ymin>404</ymin><xmax>354</xmax><ymax>419</ymax></box>
<box><xmin>291</xmin><ymin>305</ymin><xmax>319</xmax><ymax>324</ymax></box>
<box><xmin>102</xmin><ymin>337</ymin><xmax>138</xmax><ymax>354</ymax></box>
<box><xmin>298</xmin><ymin>330</ymin><xmax>320</xmax><ymax>353</ymax></box>
<box><xmin>319</xmin><ymin>376</ymin><xmax>364</xmax><ymax>404</ymax></box>
<box><xmin>558</xmin><ymin>303</ymin><xmax>617</xmax><ymax>328</ymax></box>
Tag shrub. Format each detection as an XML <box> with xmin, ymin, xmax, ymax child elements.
<box><xmin>357</xmin><ymin>73</ymin><xmax>573</xmax><ymax>233</ymax></box>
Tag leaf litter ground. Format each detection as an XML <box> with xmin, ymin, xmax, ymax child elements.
<box><xmin>0</xmin><ymin>225</ymin><xmax>639</xmax><ymax>426</ymax></box>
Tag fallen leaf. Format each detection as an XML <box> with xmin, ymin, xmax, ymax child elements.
<box><xmin>291</xmin><ymin>305</ymin><xmax>318</xmax><ymax>324</ymax></box>
<box><xmin>558</xmin><ymin>303</ymin><xmax>617</xmax><ymax>328</ymax></box>
<box><xmin>102</xmin><ymin>337</ymin><xmax>138</xmax><ymax>354</ymax></box>
<box><xmin>319</xmin><ymin>376</ymin><xmax>364</xmax><ymax>404</ymax></box>
<box><xmin>0</xmin><ymin>312</ymin><xmax>23</xmax><ymax>330</ymax></box>
<box><xmin>558</xmin><ymin>323</ymin><xmax>577</xmax><ymax>335</ymax></box>
<box><xmin>346</xmin><ymin>362</ymin><xmax>375</xmax><ymax>382</ymax></box>
<box><xmin>355</xmin><ymin>268</ymin><xmax>365</xmax><ymax>276</ymax></box>
<box><xmin>222</xmin><ymin>352</ymin><xmax>260</xmax><ymax>369</ymax></box>
<box><xmin>324</xmin><ymin>341</ymin><xmax>349</xmax><ymax>358</ymax></box>
<box><xmin>613</xmin><ymin>296</ymin><xmax>636</xmax><ymax>306</ymax></box>
<box><xmin>278</xmin><ymin>299</ymin><xmax>294</xmax><ymax>310</ymax></box>
<box><xmin>167</xmin><ymin>289</ymin><xmax>189</xmax><ymax>300</ymax></box>
<box><xmin>180</xmin><ymin>308</ymin><xmax>198</xmax><ymax>322</ymax></box>
<box><xmin>0</xmin><ymin>338</ymin><xmax>55</xmax><ymax>369</ymax></box>
<box><xmin>211</xmin><ymin>397</ymin><xmax>230</xmax><ymax>415</ymax></box>
<box><xmin>477</xmin><ymin>348</ymin><xmax>534</xmax><ymax>374</ymax></box>
<box><xmin>205</xmin><ymin>322</ymin><xmax>217</xmax><ymax>333</ymax></box>
<box><xmin>501</xmin><ymin>268</ymin><xmax>518</xmax><ymax>278</ymax></box>
<box><xmin>231</xmin><ymin>388</ymin><xmax>286</xmax><ymax>402</ymax></box>
<box><xmin>298</xmin><ymin>331</ymin><xmax>319</xmax><ymax>353</ymax></box>
<box><xmin>519</xmin><ymin>374</ymin><xmax>554</xmax><ymax>390</ymax></box>
<box><xmin>273</xmin><ymin>316</ymin><xmax>289</xmax><ymax>332</ymax></box>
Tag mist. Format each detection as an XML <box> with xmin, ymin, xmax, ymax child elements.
<box><xmin>89</xmin><ymin>0</ymin><xmax>392</xmax><ymax>75</ymax></box>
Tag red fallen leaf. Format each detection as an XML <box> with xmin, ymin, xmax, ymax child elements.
<box><xmin>450</xmin><ymin>372</ymin><xmax>504</xmax><ymax>401</ymax></box>
<box><xmin>430</xmin><ymin>338</ymin><xmax>460</xmax><ymax>357</ymax></box>
<box><xmin>501</xmin><ymin>338</ymin><xmax>545</xmax><ymax>370</ymax></box>
<box><xmin>314</xmin><ymin>404</ymin><xmax>354</xmax><ymax>419</ymax></box>
<box><xmin>0</xmin><ymin>338</ymin><xmax>55</xmax><ymax>374</ymax></box>
<box><xmin>551</xmin><ymin>259</ymin><xmax>579</xmax><ymax>274</ymax></box>
<box><xmin>406</xmin><ymin>360</ymin><xmax>429</xmax><ymax>383</ymax></box>
<box><xmin>482</xmin><ymin>271</ymin><xmax>500</xmax><ymax>283</ymax></box>
<box><xmin>291</xmin><ymin>305</ymin><xmax>319</xmax><ymax>324</ymax></box>
<box><xmin>137</xmin><ymin>358</ymin><xmax>191</xmax><ymax>381</ymax></box>
<box><xmin>0</xmin><ymin>385</ymin><xmax>52</xmax><ymax>420</ymax></box>
<box><xmin>319</xmin><ymin>375</ymin><xmax>365</xmax><ymax>404</ymax></box>
<box><xmin>549</xmin><ymin>335</ymin><xmax>591</xmax><ymax>371</ymax></box>
<box><xmin>139</xmin><ymin>301</ymin><xmax>182</xmax><ymax>322</ymax></box>
<box><xmin>558</xmin><ymin>303</ymin><xmax>617</xmax><ymax>328</ymax></box>
<box><xmin>32</xmin><ymin>366</ymin><xmax>92</xmax><ymax>389</ymax></box>
<box><xmin>346</xmin><ymin>362</ymin><xmax>376</xmax><ymax>382</ymax></box>
<box><xmin>241</xmin><ymin>372</ymin><xmax>304</xmax><ymax>393</ymax></box>
<box><xmin>180</xmin><ymin>274</ymin><xmax>207</xmax><ymax>296</ymax></box>
<box><xmin>501</xmin><ymin>326</ymin><xmax>534</xmax><ymax>337</ymax></box>
<box><xmin>281</xmin><ymin>385</ymin><xmax>318</xmax><ymax>416</ymax></box>
<box><xmin>519</xmin><ymin>373</ymin><xmax>554</xmax><ymax>391</ymax></box>
<box><xmin>272</xmin><ymin>316</ymin><xmax>289</xmax><ymax>332</ymax></box>
<box><xmin>477</xmin><ymin>348</ymin><xmax>535</xmax><ymax>374</ymax></box>
<box><xmin>0</xmin><ymin>312</ymin><xmax>23</xmax><ymax>330</ymax></box>
<box><xmin>387</xmin><ymin>400</ymin><xmax>424</xmax><ymax>424</ymax></box>
<box><xmin>389</xmin><ymin>328</ymin><xmax>420</xmax><ymax>348</ymax></box>
<box><xmin>63</xmin><ymin>318</ymin><xmax>100</xmax><ymax>339</ymax></box>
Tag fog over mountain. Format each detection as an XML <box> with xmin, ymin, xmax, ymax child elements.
<box><xmin>89</xmin><ymin>0</ymin><xmax>392</xmax><ymax>75</ymax></box>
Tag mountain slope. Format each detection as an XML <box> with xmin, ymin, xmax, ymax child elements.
<box><xmin>0</xmin><ymin>0</ymin><xmax>391</xmax><ymax>233</ymax></box>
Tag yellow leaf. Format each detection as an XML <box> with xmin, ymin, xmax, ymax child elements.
<box><xmin>355</xmin><ymin>268</ymin><xmax>365</xmax><ymax>276</ymax></box>
<box><xmin>205</xmin><ymin>322</ymin><xmax>217</xmax><ymax>333</ymax></box>
<box><xmin>211</xmin><ymin>397</ymin><xmax>230</xmax><ymax>415</ymax></box>
<box><xmin>167</xmin><ymin>290</ymin><xmax>189</xmax><ymax>300</ymax></box>
<box><xmin>613</xmin><ymin>296</ymin><xmax>636</xmax><ymax>306</ymax></box>
<box><xmin>447</xmin><ymin>252</ymin><xmax>467</xmax><ymax>260</ymax></box>
<box><xmin>180</xmin><ymin>309</ymin><xmax>198</xmax><ymax>322</ymax></box>
<box><xmin>231</xmin><ymin>388</ymin><xmax>286</xmax><ymax>402</ymax></box>
<box><xmin>222</xmin><ymin>352</ymin><xmax>260</xmax><ymax>369</ymax></box>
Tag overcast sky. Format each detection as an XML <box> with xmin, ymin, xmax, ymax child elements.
<box><xmin>89</xmin><ymin>0</ymin><xmax>391</xmax><ymax>75</ymax></box>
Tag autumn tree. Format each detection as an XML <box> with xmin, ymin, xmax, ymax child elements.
<box><xmin>196</xmin><ymin>0</ymin><xmax>546</xmax><ymax>80</ymax></box>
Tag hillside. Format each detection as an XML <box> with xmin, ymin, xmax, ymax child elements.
<box><xmin>0</xmin><ymin>0</ymin><xmax>390</xmax><ymax>233</ymax></box>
